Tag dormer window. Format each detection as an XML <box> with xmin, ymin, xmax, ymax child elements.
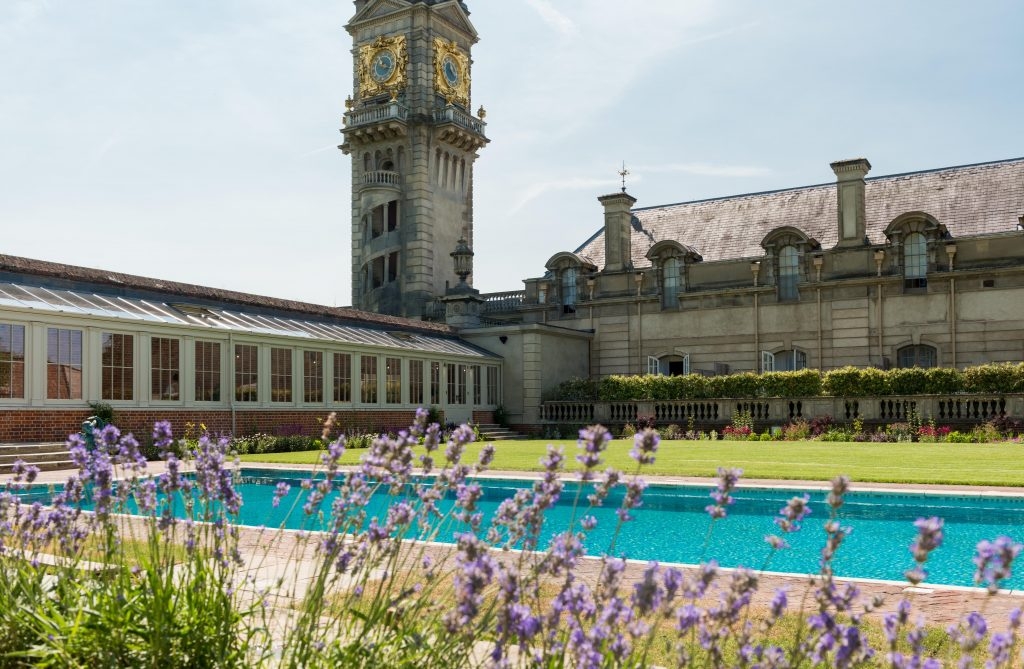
<box><xmin>760</xmin><ymin>227</ymin><xmax>819</xmax><ymax>303</ymax></box>
<box><xmin>561</xmin><ymin>266</ymin><xmax>577</xmax><ymax>314</ymax></box>
<box><xmin>645</xmin><ymin>240</ymin><xmax>701</xmax><ymax>310</ymax></box>
<box><xmin>778</xmin><ymin>245</ymin><xmax>800</xmax><ymax>301</ymax></box>
<box><xmin>662</xmin><ymin>257</ymin><xmax>681</xmax><ymax>308</ymax></box>
<box><xmin>904</xmin><ymin>232</ymin><xmax>928</xmax><ymax>290</ymax></box>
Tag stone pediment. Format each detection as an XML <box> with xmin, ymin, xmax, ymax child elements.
<box><xmin>350</xmin><ymin>0</ymin><xmax>411</xmax><ymax>27</ymax></box>
<box><xmin>433</xmin><ymin>3</ymin><xmax>478</xmax><ymax>40</ymax></box>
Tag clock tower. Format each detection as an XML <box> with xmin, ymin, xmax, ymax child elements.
<box><xmin>341</xmin><ymin>0</ymin><xmax>488</xmax><ymax>318</ymax></box>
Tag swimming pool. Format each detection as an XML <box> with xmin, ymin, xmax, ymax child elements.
<box><xmin>230</xmin><ymin>468</ymin><xmax>1024</xmax><ymax>590</ymax></box>
<box><xmin>16</xmin><ymin>468</ymin><xmax>1024</xmax><ymax>589</ymax></box>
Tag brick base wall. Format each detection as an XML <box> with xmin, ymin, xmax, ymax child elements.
<box><xmin>0</xmin><ymin>408</ymin><xmax>422</xmax><ymax>444</ymax></box>
<box><xmin>472</xmin><ymin>410</ymin><xmax>496</xmax><ymax>424</ymax></box>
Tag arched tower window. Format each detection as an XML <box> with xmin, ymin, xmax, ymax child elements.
<box><xmin>778</xmin><ymin>245</ymin><xmax>799</xmax><ymax>300</ymax></box>
<box><xmin>897</xmin><ymin>344</ymin><xmax>937</xmax><ymax>368</ymax></box>
<box><xmin>904</xmin><ymin>232</ymin><xmax>928</xmax><ymax>289</ymax></box>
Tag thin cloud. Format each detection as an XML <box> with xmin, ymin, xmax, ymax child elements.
<box><xmin>523</xmin><ymin>0</ymin><xmax>579</xmax><ymax>38</ymax></box>
<box><xmin>634</xmin><ymin>163</ymin><xmax>772</xmax><ymax>178</ymax></box>
<box><xmin>507</xmin><ymin>175</ymin><xmax>627</xmax><ymax>215</ymax></box>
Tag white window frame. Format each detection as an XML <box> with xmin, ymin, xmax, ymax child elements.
<box><xmin>761</xmin><ymin>350</ymin><xmax>775</xmax><ymax>373</ymax></box>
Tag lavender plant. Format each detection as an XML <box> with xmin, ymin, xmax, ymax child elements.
<box><xmin>1</xmin><ymin>417</ymin><xmax>1023</xmax><ymax>667</ymax></box>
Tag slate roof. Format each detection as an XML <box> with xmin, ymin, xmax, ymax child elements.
<box><xmin>0</xmin><ymin>254</ymin><xmax>455</xmax><ymax>336</ymax></box>
<box><xmin>576</xmin><ymin>157</ymin><xmax>1024</xmax><ymax>269</ymax></box>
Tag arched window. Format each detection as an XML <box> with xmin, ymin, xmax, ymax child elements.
<box><xmin>897</xmin><ymin>344</ymin><xmax>937</xmax><ymax>368</ymax></box>
<box><xmin>778</xmin><ymin>245</ymin><xmax>799</xmax><ymax>300</ymax></box>
<box><xmin>904</xmin><ymin>232</ymin><xmax>928</xmax><ymax>289</ymax></box>
<box><xmin>662</xmin><ymin>257</ymin><xmax>681</xmax><ymax>308</ymax></box>
<box><xmin>561</xmin><ymin>267</ymin><xmax>577</xmax><ymax>314</ymax></box>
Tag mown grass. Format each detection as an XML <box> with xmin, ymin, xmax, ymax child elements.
<box><xmin>241</xmin><ymin>438</ymin><xmax>1024</xmax><ymax>487</ymax></box>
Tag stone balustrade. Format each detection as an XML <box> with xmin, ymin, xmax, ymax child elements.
<box><xmin>481</xmin><ymin>290</ymin><xmax>525</xmax><ymax>313</ymax></box>
<box><xmin>432</xmin><ymin>106</ymin><xmax>486</xmax><ymax>135</ymax></box>
<box><xmin>344</xmin><ymin>102</ymin><xmax>409</xmax><ymax>127</ymax></box>
<box><xmin>539</xmin><ymin>394</ymin><xmax>1024</xmax><ymax>426</ymax></box>
<box><xmin>362</xmin><ymin>170</ymin><xmax>401</xmax><ymax>187</ymax></box>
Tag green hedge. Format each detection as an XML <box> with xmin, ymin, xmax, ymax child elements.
<box><xmin>546</xmin><ymin>363</ymin><xmax>1024</xmax><ymax>401</ymax></box>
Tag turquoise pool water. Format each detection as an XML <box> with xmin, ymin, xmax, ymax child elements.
<box><xmin>16</xmin><ymin>469</ymin><xmax>1024</xmax><ymax>589</ymax></box>
<box><xmin>234</xmin><ymin>469</ymin><xmax>1023</xmax><ymax>589</ymax></box>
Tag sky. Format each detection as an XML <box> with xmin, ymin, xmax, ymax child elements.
<box><xmin>1</xmin><ymin>0</ymin><xmax>1022</xmax><ymax>308</ymax></box>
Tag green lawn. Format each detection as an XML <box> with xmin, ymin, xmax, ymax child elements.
<box><xmin>240</xmin><ymin>438</ymin><xmax>1024</xmax><ymax>487</ymax></box>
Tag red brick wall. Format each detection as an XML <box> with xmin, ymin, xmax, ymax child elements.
<box><xmin>472</xmin><ymin>410</ymin><xmax>496</xmax><ymax>424</ymax></box>
<box><xmin>0</xmin><ymin>408</ymin><xmax>422</xmax><ymax>443</ymax></box>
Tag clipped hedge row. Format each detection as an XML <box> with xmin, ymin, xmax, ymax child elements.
<box><xmin>547</xmin><ymin>363</ymin><xmax>1024</xmax><ymax>401</ymax></box>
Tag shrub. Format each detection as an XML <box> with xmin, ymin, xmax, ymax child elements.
<box><xmin>962</xmin><ymin>363</ymin><xmax>1024</xmax><ymax>393</ymax></box>
<box><xmin>820</xmin><ymin>428</ymin><xmax>853</xmax><ymax>442</ymax></box>
<box><xmin>945</xmin><ymin>430</ymin><xmax>974</xmax><ymax>443</ymax></box>
<box><xmin>925</xmin><ymin>366</ymin><xmax>965</xmax><ymax>394</ymax></box>
<box><xmin>885</xmin><ymin>422</ymin><xmax>915</xmax><ymax>442</ymax></box>
<box><xmin>887</xmin><ymin>367</ymin><xmax>930</xmax><ymax>395</ymax></box>
<box><xmin>546</xmin><ymin>376</ymin><xmax>600</xmax><ymax>401</ymax></box>
<box><xmin>659</xmin><ymin>423</ymin><xmax>683</xmax><ymax>440</ymax></box>
<box><xmin>781</xmin><ymin>420</ymin><xmax>811</xmax><ymax>441</ymax></box>
<box><xmin>759</xmin><ymin>369</ymin><xmax>823</xmax><ymax>397</ymax></box>
<box><xmin>619</xmin><ymin>422</ymin><xmax>636</xmax><ymax>439</ymax></box>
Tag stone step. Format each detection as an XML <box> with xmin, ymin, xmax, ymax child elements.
<box><xmin>0</xmin><ymin>459</ymin><xmax>75</xmax><ymax>474</ymax></box>
<box><xmin>0</xmin><ymin>450</ymin><xmax>71</xmax><ymax>466</ymax></box>
<box><xmin>0</xmin><ymin>442</ymin><xmax>66</xmax><ymax>455</ymax></box>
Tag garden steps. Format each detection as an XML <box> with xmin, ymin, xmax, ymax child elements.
<box><xmin>476</xmin><ymin>423</ymin><xmax>526</xmax><ymax>441</ymax></box>
<box><xmin>0</xmin><ymin>442</ymin><xmax>73</xmax><ymax>474</ymax></box>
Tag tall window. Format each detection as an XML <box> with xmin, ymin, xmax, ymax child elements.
<box><xmin>904</xmin><ymin>232</ymin><xmax>928</xmax><ymax>289</ymax></box>
<box><xmin>151</xmin><ymin>337</ymin><xmax>180</xmax><ymax>401</ymax></box>
<box><xmin>270</xmin><ymin>348</ymin><xmax>292</xmax><ymax>403</ymax></box>
<box><xmin>561</xmin><ymin>267</ymin><xmax>577</xmax><ymax>314</ymax></box>
<box><xmin>361</xmin><ymin>355</ymin><xmax>378</xmax><ymax>404</ymax></box>
<box><xmin>101</xmin><ymin>333</ymin><xmax>134</xmax><ymax>401</ymax></box>
<box><xmin>333</xmin><ymin>353</ymin><xmax>351</xmax><ymax>402</ymax></box>
<box><xmin>898</xmin><ymin>344</ymin><xmax>937</xmax><ymax>368</ymax></box>
<box><xmin>386</xmin><ymin>357</ymin><xmax>402</xmax><ymax>404</ymax></box>
<box><xmin>774</xmin><ymin>349</ymin><xmax>808</xmax><ymax>372</ymax></box>
<box><xmin>303</xmin><ymin>351</ymin><xmax>323</xmax><ymax>403</ymax></box>
<box><xmin>47</xmin><ymin>328</ymin><xmax>83</xmax><ymax>399</ymax></box>
<box><xmin>409</xmin><ymin>360</ymin><xmax>424</xmax><ymax>406</ymax></box>
<box><xmin>430</xmin><ymin>361</ymin><xmax>441</xmax><ymax>405</ymax></box>
<box><xmin>0</xmin><ymin>324</ymin><xmax>26</xmax><ymax>399</ymax></box>
<box><xmin>472</xmin><ymin>365</ymin><xmax>482</xmax><ymax>405</ymax></box>
<box><xmin>195</xmin><ymin>341</ymin><xmax>221</xmax><ymax>402</ymax></box>
<box><xmin>446</xmin><ymin>364</ymin><xmax>467</xmax><ymax>404</ymax></box>
<box><xmin>235</xmin><ymin>344</ymin><xmax>258</xmax><ymax>402</ymax></box>
<box><xmin>662</xmin><ymin>257</ymin><xmax>681</xmax><ymax>308</ymax></box>
<box><xmin>778</xmin><ymin>245</ymin><xmax>799</xmax><ymax>301</ymax></box>
<box><xmin>486</xmin><ymin>366</ymin><xmax>499</xmax><ymax>406</ymax></box>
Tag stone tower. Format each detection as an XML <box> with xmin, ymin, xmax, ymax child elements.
<box><xmin>340</xmin><ymin>0</ymin><xmax>488</xmax><ymax>318</ymax></box>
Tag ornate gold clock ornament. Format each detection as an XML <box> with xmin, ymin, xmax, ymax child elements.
<box><xmin>357</xmin><ymin>35</ymin><xmax>408</xmax><ymax>100</ymax></box>
<box><xmin>433</xmin><ymin>38</ymin><xmax>470</xmax><ymax>107</ymax></box>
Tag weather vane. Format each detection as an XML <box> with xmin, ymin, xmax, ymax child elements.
<box><xmin>618</xmin><ymin>161</ymin><xmax>630</xmax><ymax>193</ymax></box>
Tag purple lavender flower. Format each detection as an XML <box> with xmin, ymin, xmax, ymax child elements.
<box><xmin>477</xmin><ymin>443</ymin><xmax>496</xmax><ymax>470</ymax></box>
<box><xmin>827</xmin><ymin>474</ymin><xmax>851</xmax><ymax>510</ymax></box>
<box><xmin>152</xmin><ymin>420</ymin><xmax>174</xmax><ymax>453</ymax></box>
<box><xmin>630</xmin><ymin>428</ymin><xmax>659</xmax><ymax>465</ymax></box>
<box><xmin>617</xmin><ymin>477</ymin><xmax>647</xmax><ymax>522</ymax></box>
<box><xmin>775</xmin><ymin>494</ymin><xmax>812</xmax><ymax>533</ymax></box>
<box><xmin>576</xmin><ymin>425</ymin><xmax>611</xmax><ymax>479</ymax></box>
<box><xmin>588</xmin><ymin>467</ymin><xmax>621</xmax><ymax>507</ymax></box>
<box><xmin>973</xmin><ymin>536</ymin><xmax>1023</xmax><ymax>593</ymax></box>
<box><xmin>445</xmin><ymin>532</ymin><xmax>496</xmax><ymax>632</ymax></box>
<box><xmin>272</xmin><ymin>481</ymin><xmax>291</xmax><ymax>508</ymax></box>
<box><xmin>905</xmin><ymin>516</ymin><xmax>944</xmax><ymax>585</ymax></box>
<box><xmin>706</xmin><ymin>467</ymin><xmax>742</xmax><ymax>519</ymax></box>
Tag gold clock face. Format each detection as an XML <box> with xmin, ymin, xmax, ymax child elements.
<box><xmin>371</xmin><ymin>49</ymin><xmax>398</xmax><ymax>83</ymax></box>
<box><xmin>357</xmin><ymin>35</ymin><xmax>408</xmax><ymax>99</ymax></box>
<box><xmin>433</xmin><ymin>38</ymin><xmax>470</xmax><ymax>106</ymax></box>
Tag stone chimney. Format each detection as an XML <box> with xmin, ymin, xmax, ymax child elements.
<box><xmin>830</xmin><ymin>158</ymin><xmax>871</xmax><ymax>247</ymax></box>
<box><xmin>598</xmin><ymin>191</ymin><xmax>637</xmax><ymax>272</ymax></box>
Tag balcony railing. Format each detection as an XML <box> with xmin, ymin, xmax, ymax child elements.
<box><xmin>481</xmin><ymin>290</ymin><xmax>525</xmax><ymax>313</ymax></box>
<box><xmin>539</xmin><ymin>394</ymin><xmax>1023</xmax><ymax>426</ymax></box>
<box><xmin>344</xmin><ymin>102</ymin><xmax>409</xmax><ymax>128</ymax></box>
<box><xmin>433</xmin><ymin>105</ymin><xmax>486</xmax><ymax>135</ymax></box>
<box><xmin>363</xmin><ymin>170</ymin><xmax>401</xmax><ymax>187</ymax></box>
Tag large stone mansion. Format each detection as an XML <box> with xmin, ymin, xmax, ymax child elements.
<box><xmin>0</xmin><ymin>0</ymin><xmax>1021</xmax><ymax>441</ymax></box>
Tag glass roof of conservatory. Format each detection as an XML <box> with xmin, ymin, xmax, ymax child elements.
<box><xmin>0</xmin><ymin>282</ymin><xmax>496</xmax><ymax>359</ymax></box>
